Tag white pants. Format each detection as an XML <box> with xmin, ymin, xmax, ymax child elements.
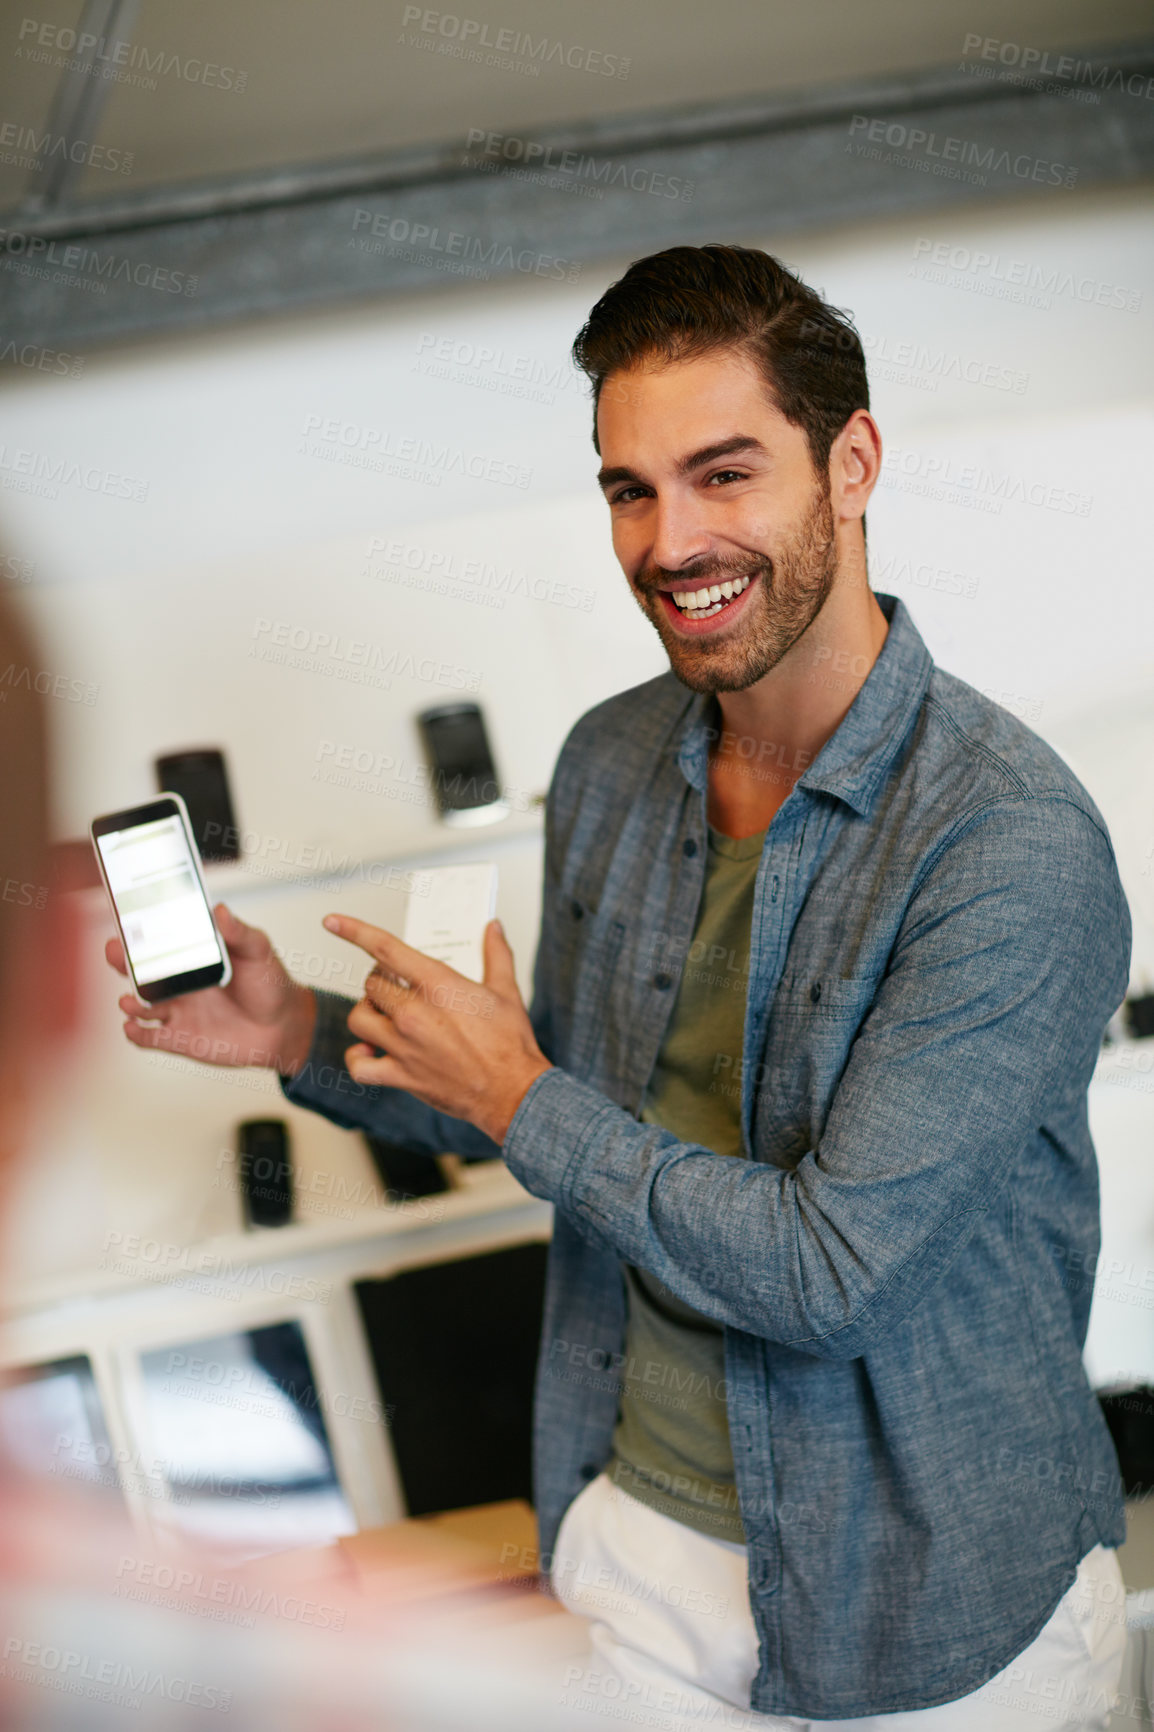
<box><xmin>550</xmin><ymin>1473</ymin><xmax>1128</xmax><ymax>1730</ymax></box>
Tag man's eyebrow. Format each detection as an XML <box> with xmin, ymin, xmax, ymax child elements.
<box><xmin>596</xmin><ymin>434</ymin><xmax>768</xmax><ymax>492</ymax></box>
<box><xmin>677</xmin><ymin>435</ymin><xmax>767</xmax><ymax>475</ymax></box>
<box><xmin>596</xmin><ymin>463</ymin><xmax>636</xmax><ymax>491</ymax></box>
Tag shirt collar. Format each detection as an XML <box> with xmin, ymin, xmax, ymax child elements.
<box><xmin>674</xmin><ymin>593</ymin><xmax>933</xmax><ymax>818</ymax></box>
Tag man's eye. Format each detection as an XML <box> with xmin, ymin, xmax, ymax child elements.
<box><xmin>707</xmin><ymin>469</ymin><xmax>747</xmax><ymax>486</ymax></box>
<box><xmin>610</xmin><ymin>486</ymin><xmax>647</xmax><ymax>504</ymax></box>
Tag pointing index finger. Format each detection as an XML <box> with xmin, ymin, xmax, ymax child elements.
<box><xmin>322</xmin><ymin>913</ymin><xmax>427</xmax><ymax>985</ymax></box>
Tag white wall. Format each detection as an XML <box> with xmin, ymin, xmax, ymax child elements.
<box><xmin>2</xmin><ymin>180</ymin><xmax>1152</xmax><ymax>1305</ymax></box>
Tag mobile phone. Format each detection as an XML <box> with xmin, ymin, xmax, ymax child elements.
<box><xmin>154</xmin><ymin>748</ymin><xmax>239</xmax><ymax>862</ymax></box>
<box><xmin>90</xmin><ymin>792</ymin><xmax>232</xmax><ymax>1003</ymax></box>
<box><xmin>237</xmin><ymin>1119</ymin><xmax>293</xmax><ymax>1228</ymax></box>
<box><xmin>416</xmin><ymin>703</ymin><xmax>509</xmax><ymax>826</ymax></box>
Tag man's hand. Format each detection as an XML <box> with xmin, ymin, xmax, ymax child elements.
<box><xmin>322</xmin><ymin>913</ymin><xmax>552</xmax><ymax>1146</ymax></box>
<box><xmin>106</xmin><ymin>903</ymin><xmax>318</xmax><ymax>1077</ymax></box>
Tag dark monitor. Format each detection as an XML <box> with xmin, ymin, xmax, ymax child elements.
<box><xmin>354</xmin><ymin>1240</ymin><xmax>548</xmax><ymax>1516</ymax></box>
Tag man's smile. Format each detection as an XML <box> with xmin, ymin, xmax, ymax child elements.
<box><xmin>650</xmin><ymin>569</ymin><xmax>761</xmax><ymax>635</ymax></box>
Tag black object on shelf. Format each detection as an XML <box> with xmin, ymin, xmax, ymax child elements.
<box><xmin>1098</xmin><ymin>1384</ymin><xmax>1154</xmax><ymax>1497</ymax></box>
<box><xmin>1124</xmin><ymin>993</ymin><xmax>1154</xmax><ymax>1042</ymax></box>
<box><xmin>416</xmin><ymin>703</ymin><xmax>507</xmax><ymax>824</ymax></box>
<box><xmin>238</xmin><ymin>1119</ymin><xmax>293</xmax><ymax>1227</ymax></box>
<box><xmin>155</xmin><ymin>748</ymin><xmax>239</xmax><ymax>861</ymax></box>
<box><xmin>363</xmin><ymin>1133</ymin><xmax>449</xmax><ymax>1202</ymax></box>
<box><xmin>354</xmin><ymin>1240</ymin><xmax>548</xmax><ymax>1515</ymax></box>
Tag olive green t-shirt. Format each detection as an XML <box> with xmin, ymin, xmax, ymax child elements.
<box><xmin>605</xmin><ymin>821</ymin><xmax>765</xmax><ymax>1543</ymax></box>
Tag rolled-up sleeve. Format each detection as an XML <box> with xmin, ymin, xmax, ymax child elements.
<box><xmin>501</xmin><ymin>796</ymin><xmax>1131</xmax><ymax>1356</ymax></box>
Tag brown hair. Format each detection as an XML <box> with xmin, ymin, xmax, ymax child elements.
<box><xmin>571</xmin><ymin>243</ymin><xmax>869</xmax><ymax>473</ymax></box>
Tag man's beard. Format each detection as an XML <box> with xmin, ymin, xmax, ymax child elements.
<box><xmin>633</xmin><ymin>477</ymin><xmax>838</xmax><ymax>695</ymax></box>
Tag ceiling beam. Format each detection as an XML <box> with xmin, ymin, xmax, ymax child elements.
<box><xmin>2</xmin><ymin>39</ymin><xmax>1152</xmax><ymax>351</ymax></box>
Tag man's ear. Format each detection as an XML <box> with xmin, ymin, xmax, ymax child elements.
<box><xmin>831</xmin><ymin>409</ymin><xmax>882</xmax><ymax>525</ymax></box>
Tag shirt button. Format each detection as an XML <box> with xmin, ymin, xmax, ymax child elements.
<box><xmin>810</xmin><ymin>982</ymin><xmax>822</xmax><ymax>1003</ymax></box>
<box><xmin>654</xmin><ymin>972</ymin><xmax>673</xmax><ymax>991</ymax></box>
<box><xmin>580</xmin><ymin>1462</ymin><xmax>600</xmax><ymax>1481</ymax></box>
<box><xmin>570</xmin><ymin>900</ymin><xmax>584</xmax><ymax>920</ymax></box>
<box><xmin>771</xmin><ymin>874</ymin><xmax>780</xmax><ymax>902</ymax></box>
<box><xmin>683</xmin><ymin>837</ymin><xmax>698</xmax><ymax>857</ymax></box>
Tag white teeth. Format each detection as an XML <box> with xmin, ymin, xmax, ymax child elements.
<box><xmin>670</xmin><ymin>573</ymin><xmax>752</xmax><ymax>612</ymax></box>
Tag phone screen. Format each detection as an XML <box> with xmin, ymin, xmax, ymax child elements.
<box><xmin>95</xmin><ymin>810</ymin><xmax>224</xmax><ymax>990</ymax></box>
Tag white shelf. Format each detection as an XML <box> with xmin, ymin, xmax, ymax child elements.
<box><xmin>1</xmin><ymin>1159</ymin><xmax>550</xmax><ymax>1333</ymax></box>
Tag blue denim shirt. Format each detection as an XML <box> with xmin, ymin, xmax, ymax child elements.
<box><xmin>283</xmin><ymin>594</ymin><xmax>1131</xmax><ymax>1718</ymax></box>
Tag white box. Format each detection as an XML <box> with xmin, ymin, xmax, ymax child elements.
<box><xmin>403</xmin><ymin>863</ymin><xmax>499</xmax><ymax>983</ymax></box>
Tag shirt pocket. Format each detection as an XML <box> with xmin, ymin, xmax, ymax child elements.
<box><xmin>547</xmin><ymin>883</ymin><xmax>627</xmax><ymax>1078</ymax></box>
<box><xmin>752</xmin><ymin>971</ymin><xmax>885</xmax><ymax>1165</ymax></box>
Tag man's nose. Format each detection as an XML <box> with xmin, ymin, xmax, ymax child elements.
<box><xmin>650</xmin><ymin>493</ymin><xmax>712</xmax><ymax>573</ymax></box>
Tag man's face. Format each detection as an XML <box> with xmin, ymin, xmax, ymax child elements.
<box><xmin>596</xmin><ymin>347</ymin><xmax>837</xmax><ymax>695</ymax></box>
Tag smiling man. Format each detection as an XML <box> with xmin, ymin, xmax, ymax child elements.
<box><xmin>111</xmin><ymin>246</ymin><xmax>1132</xmax><ymax>1728</ymax></box>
